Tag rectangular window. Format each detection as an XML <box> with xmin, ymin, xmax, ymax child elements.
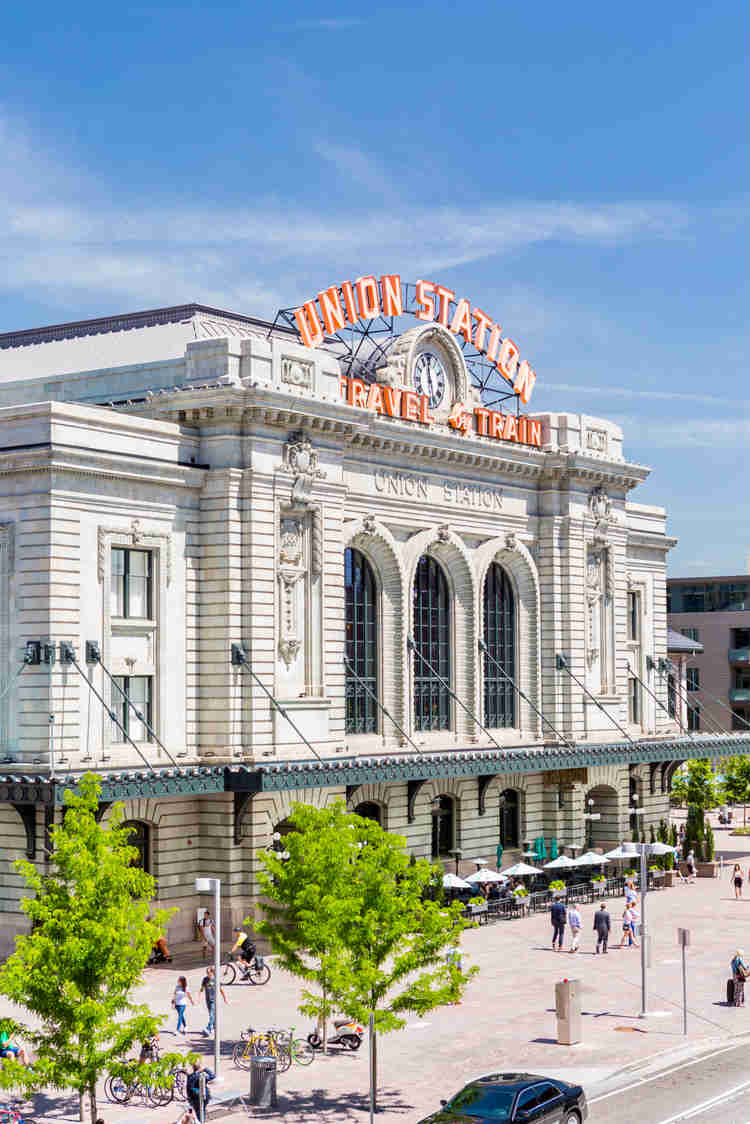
<box><xmin>732</xmin><ymin>628</ymin><xmax>750</xmax><ymax>648</ymax></box>
<box><xmin>734</xmin><ymin>671</ymin><xmax>750</xmax><ymax>690</ymax></box>
<box><xmin>686</xmin><ymin>667</ymin><xmax>700</xmax><ymax>692</ymax></box>
<box><xmin>682</xmin><ymin>627</ymin><xmax>700</xmax><ymax>642</ymax></box>
<box><xmin>733</xmin><ymin>709</ymin><xmax>750</xmax><ymax>731</ymax></box>
<box><xmin>667</xmin><ymin>673</ymin><xmax>676</xmax><ymax>717</ymax></box>
<box><xmin>688</xmin><ymin>704</ymin><xmax>701</xmax><ymax>732</ymax></box>
<box><xmin>111</xmin><ymin>549</ymin><xmax>152</xmax><ymax>619</ymax></box>
<box><xmin>111</xmin><ymin>676</ymin><xmax>153</xmax><ymax>743</ymax></box>
<box><xmin>628</xmin><ymin>677</ymin><xmax>640</xmax><ymax>724</ymax></box>
<box><xmin>627</xmin><ymin>591</ymin><xmax>639</xmax><ymax>643</ymax></box>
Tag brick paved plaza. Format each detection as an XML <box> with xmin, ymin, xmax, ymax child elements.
<box><xmin>3</xmin><ymin>814</ymin><xmax>750</xmax><ymax>1123</ymax></box>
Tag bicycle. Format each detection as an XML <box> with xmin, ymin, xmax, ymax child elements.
<box><xmin>0</xmin><ymin>1104</ymin><xmax>35</xmax><ymax>1124</ymax></box>
<box><xmin>105</xmin><ymin>1063</ymin><xmax>174</xmax><ymax>1107</ymax></box>
<box><xmin>221</xmin><ymin>954</ymin><xmax>271</xmax><ymax>986</ymax></box>
<box><xmin>269</xmin><ymin>1026</ymin><xmax>315</xmax><ymax>1067</ymax></box>
<box><xmin>232</xmin><ymin>1030</ymin><xmax>285</xmax><ymax>1071</ymax></box>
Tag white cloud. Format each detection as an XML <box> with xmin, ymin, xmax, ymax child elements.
<box><xmin>541</xmin><ymin>382</ymin><xmax>738</xmax><ymax>407</ymax></box>
<box><xmin>611</xmin><ymin>415</ymin><xmax>750</xmax><ymax>449</ymax></box>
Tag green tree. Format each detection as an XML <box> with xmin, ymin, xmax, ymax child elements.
<box><xmin>704</xmin><ymin>819</ymin><xmax>715</xmax><ymax>861</ymax></box>
<box><xmin>685</xmin><ymin>759</ymin><xmax>719</xmax><ymax>811</ymax></box>
<box><xmin>255</xmin><ymin>802</ymin><xmax>475</xmax><ymax>1109</ymax></box>
<box><xmin>0</xmin><ymin>773</ymin><xmax>187</xmax><ymax>1123</ymax></box>
<box><xmin>722</xmin><ymin>756</ymin><xmax>750</xmax><ymax>826</ymax></box>
<box><xmin>670</xmin><ymin>774</ymin><xmax>689</xmax><ymax>806</ymax></box>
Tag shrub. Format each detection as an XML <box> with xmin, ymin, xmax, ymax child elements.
<box><xmin>548</xmin><ymin>879</ymin><xmax>566</xmax><ymax>891</ymax></box>
<box><xmin>513</xmin><ymin>885</ymin><xmax>528</xmax><ymax>898</ymax></box>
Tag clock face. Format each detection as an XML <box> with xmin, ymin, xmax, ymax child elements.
<box><xmin>413</xmin><ymin>351</ymin><xmax>447</xmax><ymax>410</ymax></box>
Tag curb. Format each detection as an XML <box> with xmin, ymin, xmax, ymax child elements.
<box><xmin>586</xmin><ymin>1029</ymin><xmax>750</xmax><ymax>1095</ymax></box>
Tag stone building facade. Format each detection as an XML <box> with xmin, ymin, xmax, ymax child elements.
<box><xmin>0</xmin><ymin>302</ymin><xmax>746</xmax><ymax>956</ymax></box>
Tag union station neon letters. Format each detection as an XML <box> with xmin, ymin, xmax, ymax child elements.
<box><xmin>295</xmin><ymin>272</ymin><xmax>538</xmax><ymax>405</ymax></box>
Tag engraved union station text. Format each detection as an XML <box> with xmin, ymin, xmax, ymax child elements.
<box><xmin>373</xmin><ymin>470</ymin><xmax>502</xmax><ymax>509</ymax></box>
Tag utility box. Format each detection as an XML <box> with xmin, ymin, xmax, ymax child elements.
<box><xmin>555</xmin><ymin>978</ymin><xmax>581</xmax><ymax>1045</ymax></box>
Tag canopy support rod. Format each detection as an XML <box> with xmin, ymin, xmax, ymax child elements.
<box><xmin>629</xmin><ymin>661</ymin><xmax>690</xmax><ymax>737</ymax></box>
<box><xmin>479</xmin><ymin>639</ymin><xmax>575</xmax><ymax>749</ymax></box>
<box><xmin>89</xmin><ymin>647</ymin><xmax>180</xmax><ymax>767</ymax></box>
<box><xmin>231</xmin><ymin>644</ymin><xmax>324</xmax><ymax>763</ymax></box>
<box><xmin>343</xmin><ymin>657</ymin><xmax>420</xmax><ymax>752</ymax></box>
<box><xmin>555</xmin><ymin>654</ymin><xmax>636</xmax><ymax>745</ymax></box>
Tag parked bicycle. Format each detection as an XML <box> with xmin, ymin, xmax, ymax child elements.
<box><xmin>105</xmin><ymin>1062</ymin><xmax>175</xmax><ymax>1107</ymax></box>
<box><xmin>0</xmin><ymin>1104</ymin><xmax>34</xmax><ymax>1124</ymax></box>
<box><xmin>221</xmin><ymin>954</ymin><xmax>271</xmax><ymax>986</ymax></box>
<box><xmin>232</xmin><ymin>1026</ymin><xmax>314</xmax><ymax>1071</ymax></box>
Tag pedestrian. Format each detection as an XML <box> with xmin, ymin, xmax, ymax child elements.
<box><xmin>686</xmin><ymin>849</ymin><xmax>696</xmax><ymax>882</ymax></box>
<box><xmin>593</xmin><ymin>902</ymin><xmax>611</xmax><ymax>954</ymax></box>
<box><xmin>0</xmin><ymin>1029</ymin><xmax>29</xmax><ymax>1065</ymax></box>
<box><xmin>199</xmin><ymin>966</ymin><xmax>228</xmax><ymax>1035</ymax></box>
<box><xmin>174</xmin><ymin>1110</ymin><xmax>198</xmax><ymax>1124</ymax></box>
<box><xmin>550</xmin><ymin>896</ymin><xmax>566</xmax><ymax>951</ymax></box>
<box><xmin>618</xmin><ymin>904</ymin><xmax>634</xmax><ymax>949</ymax></box>
<box><xmin>186</xmin><ymin>1061</ymin><xmax>214</xmax><ymax>1119</ymax></box>
<box><xmin>628</xmin><ymin>902</ymin><xmax>640</xmax><ymax>948</ymax></box>
<box><xmin>731</xmin><ymin>949</ymin><xmax>749</xmax><ymax>1007</ymax></box>
<box><xmin>567</xmin><ymin>903</ymin><xmax>582</xmax><ymax>953</ymax></box>
<box><xmin>199</xmin><ymin>909</ymin><xmax>215</xmax><ymax>959</ymax></box>
<box><xmin>624</xmin><ymin>879</ymin><xmax>638</xmax><ymax>906</ymax></box>
<box><xmin>172</xmin><ymin>975</ymin><xmax>194</xmax><ymax>1035</ymax></box>
<box><xmin>732</xmin><ymin>864</ymin><xmax>744</xmax><ymax>899</ymax></box>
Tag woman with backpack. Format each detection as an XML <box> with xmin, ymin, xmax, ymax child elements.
<box><xmin>731</xmin><ymin>950</ymin><xmax>749</xmax><ymax>1007</ymax></box>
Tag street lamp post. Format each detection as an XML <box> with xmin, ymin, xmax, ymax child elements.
<box><xmin>450</xmin><ymin>849</ymin><xmax>463</xmax><ymax>876</ymax></box>
<box><xmin>195</xmin><ymin>877</ymin><xmax>221</xmax><ymax>1077</ymax></box>
<box><xmin>583</xmin><ymin>798</ymin><xmax>600</xmax><ymax>850</ymax></box>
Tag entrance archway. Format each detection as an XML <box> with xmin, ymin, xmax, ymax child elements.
<box><xmin>355</xmin><ymin>802</ymin><xmax>382</xmax><ymax>826</ymax></box>
<box><xmin>584</xmin><ymin>786</ymin><xmax>619</xmax><ymax>848</ymax></box>
<box><xmin>498</xmin><ymin>789</ymin><xmax>520</xmax><ymax>849</ymax></box>
<box><xmin>122</xmin><ymin>820</ymin><xmax>150</xmax><ymax>873</ymax></box>
<box><xmin>431</xmin><ymin>795</ymin><xmax>455</xmax><ymax>859</ymax></box>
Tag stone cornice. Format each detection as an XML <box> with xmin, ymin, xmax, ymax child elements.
<box><xmin>0</xmin><ymin>445</ymin><xmax>206</xmax><ymax>488</ymax></box>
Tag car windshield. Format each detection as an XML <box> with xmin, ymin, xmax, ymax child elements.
<box><xmin>447</xmin><ymin>1084</ymin><xmax>516</xmax><ymax>1119</ymax></box>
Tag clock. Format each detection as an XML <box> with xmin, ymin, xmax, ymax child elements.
<box><xmin>413</xmin><ymin>350</ymin><xmax>447</xmax><ymax>411</ymax></box>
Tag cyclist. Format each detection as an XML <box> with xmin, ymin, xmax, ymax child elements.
<box><xmin>0</xmin><ymin>1030</ymin><xmax>28</xmax><ymax>1066</ymax></box>
<box><xmin>230</xmin><ymin>927</ymin><xmax>256</xmax><ymax>975</ymax></box>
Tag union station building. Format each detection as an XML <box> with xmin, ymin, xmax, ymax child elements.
<box><xmin>0</xmin><ymin>292</ymin><xmax>745</xmax><ymax>954</ymax></box>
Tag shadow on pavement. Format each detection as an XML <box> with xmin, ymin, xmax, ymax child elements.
<box><xmin>217</xmin><ymin>1085</ymin><xmax>413</xmax><ymax>1120</ymax></box>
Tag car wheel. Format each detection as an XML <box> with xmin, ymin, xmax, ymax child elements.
<box><xmin>563</xmin><ymin>1112</ymin><xmax>581</xmax><ymax>1124</ymax></box>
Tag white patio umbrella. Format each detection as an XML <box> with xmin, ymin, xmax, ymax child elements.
<box><xmin>647</xmin><ymin>841</ymin><xmax>679</xmax><ymax>856</ymax></box>
<box><xmin>443</xmin><ymin>873</ymin><xmax>472</xmax><ymax>890</ymax></box>
<box><xmin>500</xmin><ymin>861</ymin><xmax>543</xmax><ymax>877</ymax></box>
<box><xmin>543</xmin><ymin>855</ymin><xmax>578</xmax><ymax>870</ymax></box>
<box><xmin>466</xmin><ymin>868</ymin><xmax>507</xmax><ymax>883</ymax></box>
<box><xmin>575</xmin><ymin>851</ymin><xmax>610</xmax><ymax>866</ymax></box>
<box><xmin>603</xmin><ymin>845</ymin><xmax>639</xmax><ymax>860</ymax></box>
<box><xmin>469</xmin><ymin>858</ymin><xmax>488</xmax><ymax>867</ymax></box>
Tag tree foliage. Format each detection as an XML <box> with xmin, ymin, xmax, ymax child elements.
<box><xmin>684</xmin><ymin>759</ymin><xmax>719</xmax><ymax>810</ymax></box>
<box><xmin>0</xmin><ymin>773</ymin><xmax>188</xmax><ymax>1123</ymax></box>
<box><xmin>722</xmin><ymin>756</ymin><xmax>750</xmax><ymax>826</ymax></box>
<box><xmin>255</xmin><ymin>802</ymin><xmax>476</xmax><ymax>1106</ymax></box>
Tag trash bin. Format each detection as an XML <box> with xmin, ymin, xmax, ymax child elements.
<box><xmin>249</xmin><ymin>1055</ymin><xmax>278</xmax><ymax>1108</ymax></box>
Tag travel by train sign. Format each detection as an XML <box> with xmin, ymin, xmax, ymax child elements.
<box><xmin>291</xmin><ymin>273</ymin><xmax>538</xmax><ymax>406</ymax></box>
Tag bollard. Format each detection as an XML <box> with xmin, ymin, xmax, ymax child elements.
<box><xmin>249</xmin><ymin>1055</ymin><xmax>278</xmax><ymax>1109</ymax></box>
<box><xmin>555</xmin><ymin>978</ymin><xmax>581</xmax><ymax>1045</ymax></box>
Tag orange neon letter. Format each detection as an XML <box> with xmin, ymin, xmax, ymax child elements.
<box><xmin>528</xmin><ymin>419</ymin><xmax>542</xmax><ymax>447</ymax></box>
<box><xmin>435</xmin><ymin>284</ymin><xmax>455</xmax><ymax>326</ymax></box>
<box><xmin>339</xmin><ymin>376</ymin><xmax>349</xmax><ymax>401</ymax></box>
<box><xmin>497</xmin><ymin>338</ymin><xmax>520</xmax><ymax>383</ymax></box>
<box><xmin>383</xmin><ymin>386</ymin><xmax>402</xmax><ymax>416</ymax></box>
<box><xmin>489</xmin><ymin>411</ymin><xmax>504</xmax><ymax>439</ymax></box>
<box><xmin>474</xmin><ymin>407</ymin><xmax>490</xmax><ymax>436</ymax></box>
<box><xmin>349</xmin><ymin>379</ymin><xmax>368</xmax><ymax>408</ymax></box>
<box><xmin>502</xmin><ymin>415</ymin><xmax>519</xmax><ymax>442</ymax></box>
<box><xmin>356</xmin><ymin>275</ymin><xmax>380</xmax><ymax>318</ymax></box>
<box><xmin>514</xmin><ymin>360</ymin><xmax>537</xmax><ymax>405</ymax></box>
<box><xmin>419</xmin><ymin>396</ymin><xmax>435</xmax><ymax>425</ymax></box>
<box><xmin>380</xmin><ymin>274</ymin><xmax>403</xmax><ymax>317</ymax></box>
<box><xmin>415</xmin><ymin>279</ymin><xmax>436</xmax><ymax>322</ymax></box>
<box><xmin>473</xmin><ymin>308</ymin><xmax>493</xmax><ymax>353</ymax></box>
<box><xmin>450</xmin><ymin>298</ymin><xmax>473</xmax><ymax>345</ymax></box>
<box><xmin>485</xmin><ymin>324</ymin><xmax>502</xmax><ymax>364</ymax></box>
<box><xmin>341</xmin><ymin>280</ymin><xmax>358</xmax><ymax>323</ymax></box>
<box><xmin>367</xmin><ymin>384</ymin><xmax>385</xmax><ymax>414</ymax></box>
<box><xmin>318</xmin><ymin>286</ymin><xmax>346</xmax><ymax>334</ymax></box>
<box><xmin>294</xmin><ymin>301</ymin><xmax>324</xmax><ymax>348</ymax></box>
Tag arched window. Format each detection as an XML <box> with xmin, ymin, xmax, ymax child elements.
<box><xmin>431</xmin><ymin>795</ymin><xmax>455</xmax><ymax>858</ymax></box>
<box><xmin>483</xmin><ymin>563</ymin><xmax>515</xmax><ymax>728</ymax></box>
<box><xmin>355</xmin><ymin>802</ymin><xmax>382</xmax><ymax>826</ymax></box>
<box><xmin>499</xmin><ymin>789</ymin><xmax>520</xmax><ymax>848</ymax></box>
<box><xmin>413</xmin><ymin>555</ymin><xmax>451</xmax><ymax>731</ymax></box>
<box><xmin>345</xmin><ymin>548</ymin><xmax>378</xmax><ymax>734</ymax></box>
<box><xmin>122</xmin><ymin>820</ymin><xmax>150</xmax><ymax>873</ymax></box>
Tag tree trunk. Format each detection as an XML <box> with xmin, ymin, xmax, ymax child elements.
<box><xmin>322</xmin><ymin>984</ymin><xmax>327</xmax><ymax>1052</ymax></box>
<box><xmin>78</xmin><ymin>1091</ymin><xmax>85</xmax><ymax>1123</ymax></box>
<box><xmin>88</xmin><ymin>1080</ymin><xmax>97</xmax><ymax>1124</ymax></box>
<box><xmin>371</xmin><ymin>1022</ymin><xmax>378</xmax><ymax>1112</ymax></box>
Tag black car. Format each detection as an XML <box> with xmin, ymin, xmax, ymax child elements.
<box><xmin>418</xmin><ymin>1072</ymin><xmax>588</xmax><ymax>1124</ymax></box>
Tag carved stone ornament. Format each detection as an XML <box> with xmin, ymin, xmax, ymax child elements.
<box><xmin>588</xmin><ymin>486</ymin><xmax>611</xmax><ymax>525</ymax></box>
<box><xmin>278</xmin><ymin>567</ymin><xmax>304</xmax><ymax>668</ymax></box>
<box><xmin>280</xmin><ymin>430</ymin><xmax>326</xmax><ymax>506</ymax></box>
<box><xmin>437</xmin><ymin>524</ymin><xmax>451</xmax><ymax>543</ymax></box>
<box><xmin>97</xmin><ymin>524</ymin><xmax>173</xmax><ymax>584</ymax></box>
<box><xmin>505</xmin><ymin>531</ymin><xmax>518</xmax><ymax>552</ymax></box>
<box><xmin>279</xmin><ymin>518</ymin><xmax>303</xmax><ymax>566</ymax></box>
<box><xmin>281</xmin><ymin>357</ymin><xmax>313</xmax><ymax>389</ymax></box>
<box><xmin>586</xmin><ymin>428</ymin><xmax>608</xmax><ymax>454</ymax></box>
<box><xmin>362</xmin><ymin>513</ymin><xmax>377</xmax><ymax>536</ymax></box>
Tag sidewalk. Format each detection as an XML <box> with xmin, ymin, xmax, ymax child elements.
<box><xmin>5</xmin><ymin>820</ymin><xmax>750</xmax><ymax>1122</ymax></box>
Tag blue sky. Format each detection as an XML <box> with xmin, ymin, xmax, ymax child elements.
<box><xmin>1</xmin><ymin>1</ymin><xmax>748</xmax><ymax>575</ymax></box>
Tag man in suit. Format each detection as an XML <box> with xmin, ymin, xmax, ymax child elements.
<box><xmin>550</xmin><ymin>897</ymin><xmax>566</xmax><ymax>950</ymax></box>
<box><xmin>593</xmin><ymin>902</ymin><xmax>611</xmax><ymax>954</ymax></box>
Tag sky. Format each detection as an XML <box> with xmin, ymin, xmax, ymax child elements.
<box><xmin>1</xmin><ymin>1</ymin><xmax>748</xmax><ymax>575</ymax></box>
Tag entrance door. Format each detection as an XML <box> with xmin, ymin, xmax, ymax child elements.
<box><xmin>499</xmin><ymin>790</ymin><xmax>519</xmax><ymax>849</ymax></box>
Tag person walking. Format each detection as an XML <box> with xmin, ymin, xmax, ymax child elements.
<box><xmin>172</xmin><ymin>976</ymin><xmax>195</xmax><ymax>1035</ymax></box>
<box><xmin>732</xmin><ymin>864</ymin><xmax>744</xmax><ymax>899</ymax></box>
<box><xmin>199</xmin><ymin>966</ymin><xmax>228</xmax><ymax>1035</ymax></box>
<box><xmin>618</xmin><ymin>904</ymin><xmax>635</xmax><ymax>949</ymax></box>
<box><xmin>686</xmin><ymin>849</ymin><xmax>697</xmax><ymax>882</ymax></box>
<box><xmin>628</xmin><ymin>901</ymin><xmax>641</xmax><ymax>948</ymax></box>
<box><xmin>199</xmin><ymin>909</ymin><xmax>216</xmax><ymax>959</ymax></box>
<box><xmin>550</xmin><ymin>897</ymin><xmax>566</xmax><ymax>951</ymax></box>
<box><xmin>731</xmin><ymin>949</ymin><xmax>749</xmax><ymax>1007</ymax></box>
<box><xmin>593</xmin><ymin>902</ymin><xmax>611</xmax><ymax>954</ymax></box>
<box><xmin>186</xmin><ymin>1061</ymin><xmax>214</xmax><ymax>1120</ymax></box>
<box><xmin>567</xmin><ymin>904</ymin><xmax>582</xmax><ymax>953</ymax></box>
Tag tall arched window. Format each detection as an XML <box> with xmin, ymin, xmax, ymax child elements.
<box><xmin>345</xmin><ymin>547</ymin><xmax>378</xmax><ymax>734</ymax></box>
<box><xmin>483</xmin><ymin>563</ymin><xmax>515</xmax><ymax>728</ymax></box>
<box><xmin>122</xmin><ymin>820</ymin><xmax>150</xmax><ymax>873</ymax></box>
<box><xmin>431</xmin><ymin>795</ymin><xmax>455</xmax><ymax>858</ymax></box>
<box><xmin>355</xmin><ymin>801</ymin><xmax>382</xmax><ymax>826</ymax></box>
<box><xmin>413</xmin><ymin>555</ymin><xmax>451</xmax><ymax>731</ymax></box>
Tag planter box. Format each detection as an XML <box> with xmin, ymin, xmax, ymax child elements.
<box><xmin>697</xmin><ymin>861</ymin><xmax>719</xmax><ymax>878</ymax></box>
<box><xmin>663</xmin><ymin>870</ymin><xmax>675</xmax><ymax>887</ymax></box>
